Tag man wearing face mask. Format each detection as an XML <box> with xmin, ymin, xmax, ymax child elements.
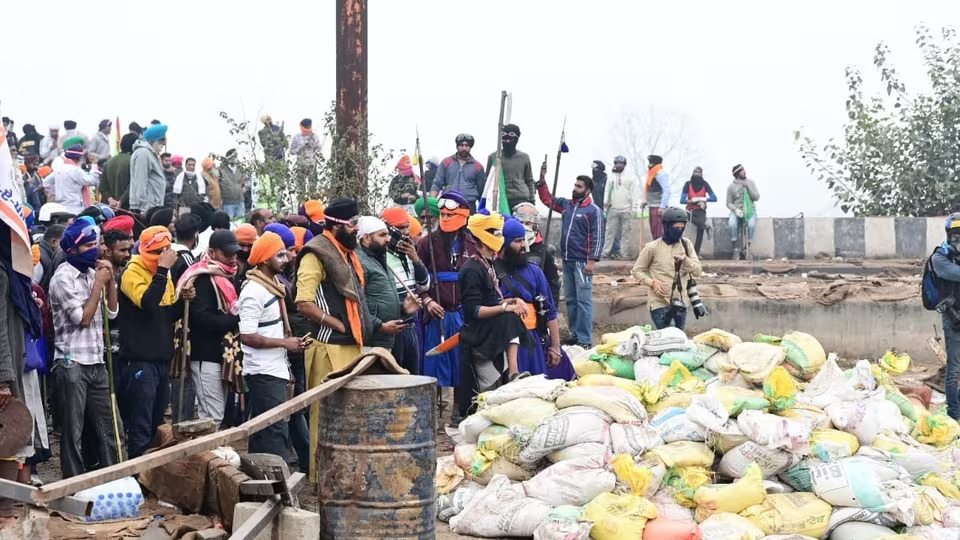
<box><xmin>431</xmin><ymin>134</ymin><xmax>486</xmax><ymax>213</ymax></box>
<box><xmin>130</xmin><ymin>124</ymin><xmax>168</xmax><ymax>215</ymax></box>
<box><xmin>486</xmin><ymin>124</ymin><xmax>534</xmax><ymax>211</ymax></box>
<box><xmin>680</xmin><ymin>166</ymin><xmax>718</xmax><ymax>255</ymax></box>
<box><xmin>48</xmin><ymin>219</ymin><xmax>120</xmax><ymax>477</ymax></box>
<box><xmin>591</xmin><ymin>160</ymin><xmax>608</xmax><ymax>209</ymax></box>
<box><xmin>119</xmin><ymin>226</ymin><xmax>195</xmax><ymax>458</ymax></box>
<box><xmin>512</xmin><ymin>202</ymin><xmax>560</xmax><ymax>305</ymax></box>
<box><xmin>536</xmin><ymin>171</ymin><xmax>604</xmax><ymax>347</ymax></box>
<box><xmin>631</xmin><ymin>207</ymin><xmax>702</xmax><ymax>330</ymax></box>
<box><xmin>416</xmin><ymin>190</ymin><xmax>478</xmax><ymax>418</ymax></box>
<box><xmin>929</xmin><ymin>215</ymin><xmax>960</xmax><ymax>420</ymax></box>
<box><xmin>380</xmin><ymin>208</ymin><xmax>430</xmax><ymax>374</ymax></box>
<box><xmin>174</xmin><ymin>157</ymin><xmax>206</xmax><ymax>209</ymax></box>
<box><xmin>603</xmin><ymin>155</ymin><xmax>639</xmax><ymax>259</ymax></box>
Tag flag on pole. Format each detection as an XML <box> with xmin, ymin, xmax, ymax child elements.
<box><xmin>479</xmin><ymin>163</ymin><xmax>511</xmax><ymax>216</ymax></box>
<box><xmin>0</xmin><ymin>123</ymin><xmax>37</xmax><ymax>278</ymax></box>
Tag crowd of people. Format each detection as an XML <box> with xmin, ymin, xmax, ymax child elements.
<box><xmin>0</xmin><ymin>113</ymin><xmax>766</xmax><ymax>527</ymax></box>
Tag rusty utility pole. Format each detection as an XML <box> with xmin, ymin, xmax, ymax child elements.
<box><xmin>335</xmin><ymin>0</ymin><xmax>368</xmax><ymax>200</ymax></box>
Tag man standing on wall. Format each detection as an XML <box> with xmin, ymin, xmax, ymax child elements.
<box><xmin>486</xmin><ymin>124</ymin><xmax>534</xmax><ymax>212</ymax></box>
<box><xmin>603</xmin><ymin>155</ymin><xmax>639</xmax><ymax>259</ymax></box>
<box><xmin>643</xmin><ymin>154</ymin><xmax>671</xmax><ymax>241</ymax></box>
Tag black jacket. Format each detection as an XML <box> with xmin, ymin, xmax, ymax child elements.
<box><xmin>187</xmin><ymin>275</ymin><xmax>239</xmax><ymax>364</ymax></box>
<box><xmin>118</xmin><ymin>264</ymin><xmax>184</xmax><ymax>363</ymax></box>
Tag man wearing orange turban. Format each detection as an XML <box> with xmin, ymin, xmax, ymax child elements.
<box><xmin>408</xmin><ymin>215</ymin><xmax>422</xmax><ymax>242</ymax></box>
<box><xmin>238</xmin><ymin>231</ymin><xmax>307</xmax><ymax>461</ymax></box>
<box><xmin>201</xmin><ymin>157</ymin><xmax>222</xmax><ymax>209</ymax></box>
<box><xmin>119</xmin><ymin>225</ymin><xmax>196</xmax><ymax>458</ymax></box>
<box><xmin>233</xmin><ymin>223</ymin><xmax>257</xmax><ymax>289</ymax></box>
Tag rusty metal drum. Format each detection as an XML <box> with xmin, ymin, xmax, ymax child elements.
<box><xmin>317</xmin><ymin>374</ymin><xmax>437</xmax><ymax>539</ymax></box>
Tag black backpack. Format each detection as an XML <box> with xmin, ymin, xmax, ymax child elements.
<box><xmin>922</xmin><ymin>246</ymin><xmax>956</xmax><ymax>311</ymax></box>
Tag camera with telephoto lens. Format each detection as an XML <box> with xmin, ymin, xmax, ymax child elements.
<box><xmin>687</xmin><ymin>278</ymin><xmax>708</xmax><ymax>319</ymax></box>
<box><xmin>937</xmin><ymin>296</ymin><xmax>960</xmax><ymax>323</ymax></box>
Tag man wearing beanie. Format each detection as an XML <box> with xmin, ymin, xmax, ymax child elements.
<box><xmin>101</xmin><ymin>133</ymin><xmax>138</xmax><ymax>210</ymax></box>
<box><xmin>290</xmin><ymin>118</ymin><xmax>320</xmax><ymax>176</ymax></box>
<box><xmin>457</xmin><ymin>213</ymin><xmax>534</xmax><ymax>417</ymax></box>
<box><xmin>486</xmin><ymin>124</ymin><xmax>535</xmax><ymax>211</ymax></box>
<box><xmin>51</xmin><ymin>145</ymin><xmax>100</xmax><ymax>214</ymax></box>
<box><xmin>380</xmin><ymin>207</ymin><xmax>429</xmax><ymax>374</ymax></box>
<box><xmin>241</xmin><ymin>232</ymin><xmax>308</xmax><ymax>462</ymax></box>
<box><xmin>86</xmin><ymin>120</ymin><xmax>113</xmax><ymax>162</ymax></box>
<box><xmin>119</xmin><ymin>225</ymin><xmax>195</xmax><ymax>457</ymax></box>
<box><xmin>294</xmin><ymin>197</ymin><xmax>368</xmax><ymax>482</ymax></box>
<box><xmin>497</xmin><ymin>217</ymin><xmax>575</xmax><ymax>381</ymax></box>
<box><xmin>49</xmin><ymin>219</ymin><xmax>120</xmax><ymax>477</ymax></box>
<box><xmin>356</xmin><ymin>216</ymin><xmax>412</xmax><ymax>363</ymax></box>
<box><xmin>416</xmin><ymin>190</ymin><xmax>478</xmax><ymax>423</ymax></box>
<box><xmin>431</xmin><ymin>133</ymin><xmax>485</xmax><ymax>212</ymax></box>
<box><xmin>130</xmin><ymin>124</ymin><xmax>168</xmax><ymax>214</ymax></box>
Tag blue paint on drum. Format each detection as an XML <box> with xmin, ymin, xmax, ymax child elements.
<box><xmin>318</xmin><ymin>374</ymin><xmax>438</xmax><ymax>539</ymax></box>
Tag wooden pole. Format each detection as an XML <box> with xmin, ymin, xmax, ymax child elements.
<box><xmin>335</xmin><ymin>0</ymin><xmax>368</xmax><ymax>200</ymax></box>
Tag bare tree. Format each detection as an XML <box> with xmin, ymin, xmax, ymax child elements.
<box><xmin>612</xmin><ymin>105</ymin><xmax>702</xmax><ymax>200</ymax></box>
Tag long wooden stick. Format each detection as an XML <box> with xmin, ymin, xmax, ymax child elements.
<box><xmin>101</xmin><ymin>299</ymin><xmax>124</xmax><ymax>464</ymax></box>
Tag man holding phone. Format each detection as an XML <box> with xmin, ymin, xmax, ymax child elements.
<box><xmin>381</xmin><ymin>207</ymin><xmax>430</xmax><ymax>374</ymax></box>
<box><xmin>119</xmin><ymin>226</ymin><xmax>196</xmax><ymax>458</ymax></box>
<box><xmin>355</xmin><ymin>216</ymin><xmax>411</xmax><ymax>363</ymax></box>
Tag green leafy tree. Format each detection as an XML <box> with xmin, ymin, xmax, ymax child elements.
<box><xmin>796</xmin><ymin>25</ymin><xmax>960</xmax><ymax>216</ymax></box>
<box><xmin>218</xmin><ymin>103</ymin><xmax>397</xmax><ymax>215</ymax></box>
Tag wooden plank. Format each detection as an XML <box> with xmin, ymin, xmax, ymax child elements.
<box><xmin>0</xmin><ymin>478</ymin><xmax>92</xmax><ymax>516</ymax></box>
<box><xmin>228</xmin><ymin>495</ymin><xmax>281</xmax><ymax>540</ymax></box>
<box><xmin>241</xmin><ymin>375</ymin><xmax>353</xmax><ymax>435</ymax></box>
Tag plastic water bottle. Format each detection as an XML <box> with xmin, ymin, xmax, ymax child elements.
<box><xmin>74</xmin><ymin>476</ymin><xmax>143</xmax><ymax>522</ymax></box>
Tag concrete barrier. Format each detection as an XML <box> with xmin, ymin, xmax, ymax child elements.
<box><xmin>541</xmin><ymin>216</ymin><xmax>946</xmax><ymax>260</ymax></box>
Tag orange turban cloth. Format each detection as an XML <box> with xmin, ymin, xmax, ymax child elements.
<box><xmin>303</xmin><ymin>200</ymin><xmax>325</xmax><ymax>223</ymax></box>
<box><xmin>37</xmin><ymin>166</ymin><xmax>53</xmax><ymax>178</ymax></box>
<box><xmin>139</xmin><ymin>225</ymin><xmax>174</xmax><ymax>274</ymax></box>
<box><xmin>201</xmin><ymin>157</ymin><xmax>215</xmax><ymax>171</ymax></box>
<box><xmin>248</xmin><ymin>231</ymin><xmax>286</xmax><ymax>266</ymax></box>
<box><xmin>408</xmin><ymin>216</ymin><xmax>422</xmax><ymax>238</ymax></box>
<box><xmin>31</xmin><ymin>244</ymin><xmax>40</xmax><ymax>267</ymax></box>
<box><xmin>291</xmin><ymin>226</ymin><xmax>312</xmax><ymax>253</ymax></box>
<box><xmin>234</xmin><ymin>223</ymin><xmax>258</xmax><ymax>245</ymax></box>
<box><xmin>380</xmin><ymin>207</ymin><xmax>410</xmax><ymax>228</ymax></box>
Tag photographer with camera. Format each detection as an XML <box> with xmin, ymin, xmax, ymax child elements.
<box><xmin>631</xmin><ymin>207</ymin><xmax>704</xmax><ymax>330</ymax></box>
<box><xmin>924</xmin><ymin>214</ymin><xmax>960</xmax><ymax>421</ymax></box>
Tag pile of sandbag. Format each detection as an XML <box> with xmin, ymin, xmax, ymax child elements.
<box><xmin>437</xmin><ymin>327</ymin><xmax>960</xmax><ymax>540</ymax></box>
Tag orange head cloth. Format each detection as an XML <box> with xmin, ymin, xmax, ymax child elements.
<box><xmin>139</xmin><ymin>225</ymin><xmax>173</xmax><ymax>274</ymax></box>
<box><xmin>31</xmin><ymin>244</ymin><xmax>40</xmax><ymax>267</ymax></box>
<box><xmin>37</xmin><ymin>166</ymin><xmax>53</xmax><ymax>178</ymax></box>
<box><xmin>201</xmin><ymin>157</ymin><xmax>215</xmax><ymax>171</ymax></box>
<box><xmin>408</xmin><ymin>216</ymin><xmax>422</xmax><ymax>239</ymax></box>
<box><xmin>290</xmin><ymin>226</ymin><xmax>311</xmax><ymax>253</ymax></box>
<box><xmin>381</xmin><ymin>207</ymin><xmax>410</xmax><ymax>228</ymax></box>
<box><xmin>248</xmin><ymin>231</ymin><xmax>285</xmax><ymax>266</ymax></box>
<box><xmin>304</xmin><ymin>200</ymin><xmax>324</xmax><ymax>224</ymax></box>
<box><xmin>439</xmin><ymin>208</ymin><xmax>470</xmax><ymax>232</ymax></box>
<box><xmin>234</xmin><ymin>223</ymin><xmax>258</xmax><ymax>246</ymax></box>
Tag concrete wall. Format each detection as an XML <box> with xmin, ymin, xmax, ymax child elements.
<box><xmin>541</xmin><ymin>216</ymin><xmax>946</xmax><ymax>260</ymax></box>
<box><xmin>595</xmin><ymin>297</ymin><xmax>941</xmax><ymax>363</ymax></box>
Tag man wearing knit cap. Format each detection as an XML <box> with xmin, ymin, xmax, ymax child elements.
<box><xmin>130</xmin><ymin>124</ymin><xmax>168</xmax><ymax>214</ymax></box>
<box><xmin>289</xmin><ymin>118</ymin><xmax>320</xmax><ymax>174</ymax></box>
<box><xmin>86</xmin><ymin>120</ymin><xmax>112</xmax><ymax>161</ymax></box>
<box><xmin>380</xmin><ymin>207</ymin><xmax>429</xmax><ymax>374</ymax></box>
<box><xmin>294</xmin><ymin>197</ymin><xmax>368</xmax><ymax>481</ymax></box>
<box><xmin>356</xmin><ymin>215</ymin><xmax>414</xmax><ymax>365</ymax></box>
<box><xmin>101</xmin><ymin>133</ymin><xmax>138</xmax><ymax>210</ymax></box>
<box><xmin>119</xmin><ymin>225</ymin><xmax>195</xmax><ymax>458</ymax></box>
<box><xmin>241</xmin><ymin>232</ymin><xmax>308</xmax><ymax>461</ymax></box>
<box><xmin>416</xmin><ymin>189</ymin><xmax>478</xmax><ymax>422</ymax></box>
<box><xmin>486</xmin><ymin>124</ymin><xmax>535</xmax><ymax>211</ymax></box>
<box><xmin>40</xmin><ymin>125</ymin><xmax>61</xmax><ymax>165</ymax></box>
<box><xmin>49</xmin><ymin>219</ymin><xmax>121</xmax><ymax>477</ymax></box>
<box><xmin>51</xmin><ymin>145</ymin><xmax>100</xmax><ymax>214</ymax></box>
<box><xmin>457</xmin><ymin>212</ymin><xmax>534</xmax><ymax>416</ymax></box>
<box><xmin>497</xmin><ymin>217</ymin><xmax>575</xmax><ymax>381</ymax></box>
<box><xmin>431</xmin><ymin>133</ymin><xmax>486</xmax><ymax>212</ymax></box>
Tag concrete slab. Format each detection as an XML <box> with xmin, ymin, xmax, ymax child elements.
<box><xmin>712</xmin><ymin>217</ymin><xmax>734</xmax><ymax>259</ymax></box>
<box><xmin>894</xmin><ymin>217</ymin><xmax>927</xmax><ymax>258</ymax></box>
<box><xmin>927</xmin><ymin>217</ymin><xmax>946</xmax><ymax>255</ymax></box>
<box><xmin>752</xmin><ymin>218</ymin><xmax>775</xmax><ymax>259</ymax></box>
<box><xmin>233</xmin><ymin>502</ymin><xmax>320</xmax><ymax>540</ymax></box>
<box><xmin>834</xmin><ymin>217</ymin><xmax>865</xmax><ymax>258</ymax></box>
<box><xmin>773</xmin><ymin>218</ymin><xmax>804</xmax><ymax>260</ymax></box>
<box><xmin>804</xmin><ymin>218</ymin><xmax>835</xmax><ymax>258</ymax></box>
<box><xmin>865</xmin><ymin>217</ymin><xmax>897</xmax><ymax>258</ymax></box>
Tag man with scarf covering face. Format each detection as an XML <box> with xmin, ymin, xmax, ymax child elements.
<box><xmin>416</xmin><ymin>190</ymin><xmax>479</xmax><ymax>422</ymax></box>
<box><xmin>294</xmin><ymin>197</ymin><xmax>369</xmax><ymax>482</ymax></box>
<box><xmin>176</xmin><ymin>230</ymin><xmax>242</xmax><ymax>425</ymax></box>
<box><xmin>631</xmin><ymin>207</ymin><xmax>702</xmax><ymax>330</ymax></box>
<box><xmin>48</xmin><ymin>218</ymin><xmax>120</xmax><ymax>477</ymax></box>
<box><xmin>119</xmin><ymin>225</ymin><xmax>195</xmax><ymax>458</ymax></box>
<box><xmin>496</xmin><ymin>218</ymin><xmax>575</xmax><ymax>381</ymax></box>
<box><xmin>456</xmin><ymin>213</ymin><xmax>534</xmax><ymax>417</ymax></box>
<box><xmin>380</xmin><ymin>207</ymin><xmax>429</xmax><ymax>374</ymax></box>
<box><xmin>486</xmin><ymin>124</ymin><xmax>535</xmax><ymax>211</ymax></box>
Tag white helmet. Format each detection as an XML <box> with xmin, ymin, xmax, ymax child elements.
<box><xmin>38</xmin><ymin>202</ymin><xmax>70</xmax><ymax>222</ymax></box>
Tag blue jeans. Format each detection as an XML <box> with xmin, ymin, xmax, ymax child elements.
<box><xmin>223</xmin><ymin>202</ymin><xmax>245</xmax><ymax>219</ymax></box>
<box><xmin>729</xmin><ymin>212</ymin><xmax>757</xmax><ymax>242</ymax></box>
<box><xmin>945</xmin><ymin>317</ymin><xmax>960</xmax><ymax>420</ymax></box>
<box><xmin>562</xmin><ymin>260</ymin><xmax>594</xmax><ymax>346</ymax></box>
<box><xmin>651</xmin><ymin>307</ymin><xmax>687</xmax><ymax>331</ymax></box>
<box><xmin>123</xmin><ymin>361</ymin><xmax>169</xmax><ymax>459</ymax></box>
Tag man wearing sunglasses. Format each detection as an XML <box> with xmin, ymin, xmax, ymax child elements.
<box><xmin>416</xmin><ymin>190</ymin><xmax>479</xmax><ymax>424</ymax></box>
<box><xmin>48</xmin><ymin>219</ymin><xmax>120</xmax><ymax>477</ymax></box>
<box><xmin>294</xmin><ymin>197</ymin><xmax>370</xmax><ymax>482</ymax></box>
<box><xmin>119</xmin><ymin>225</ymin><xmax>196</xmax><ymax>458</ymax></box>
<box><xmin>430</xmin><ymin>133</ymin><xmax>486</xmax><ymax>213</ymax></box>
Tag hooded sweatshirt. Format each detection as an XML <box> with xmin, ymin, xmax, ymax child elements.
<box><xmin>725</xmin><ymin>177</ymin><xmax>760</xmax><ymax>214</ymax></box>
<box><xmin>605</xmin><ymin>169</ymin><xmax>641</xmax><ymax>213</ymax></box>
<box><xmin>129</xmin><ymin>139</ymin><xmax>167</xmax><ymax>211</ymax></box>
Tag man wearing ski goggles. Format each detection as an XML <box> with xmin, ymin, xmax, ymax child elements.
<box><xmin>438</xmin><ymin>192</ymin><xmax>471</xmax><ymax>234</ymax></box>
